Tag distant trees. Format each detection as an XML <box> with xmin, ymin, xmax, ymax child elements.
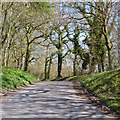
<box><xmin>1</xmin><ymin>2</ymin><xmax>119</xmax><ymax>79</ymax></box>
<box><xmin>44</xmin><ymin>3</ymin><xmax>70</xmax><ymax>78</ymax></box>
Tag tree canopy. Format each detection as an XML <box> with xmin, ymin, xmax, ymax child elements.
<box><xmin>1</xmin><ymin>1</ymin><xmax>119</xmax><ymax>79</ymax></box>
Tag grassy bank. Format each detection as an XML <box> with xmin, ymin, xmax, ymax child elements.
<box><xmin>0</xmin><ymin>66</ymin><xmax>39</xmax><ymax>92</ymax></box>
<box><xmin>68</xmin><ymin>69</ymin><xmax>120</xmax><ymax>115</ymax></box>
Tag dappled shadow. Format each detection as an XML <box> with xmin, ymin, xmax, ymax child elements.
<box><xmin>2</xmin><ymin>81</ymin><xmax>113</xmax><ymax>118</ymax></box>
<box><xmin>50</xmin><ymin>76</ymin><xmax>72</xmax><ymax>81</ymax></box>
<box><xmin>72</xmin><ymin>81</ymin><xmax>119</xmax><ymax>118</ymax></box>
<box><xmin>79</xmin><ymin>70</ymin><xmax>120</xmax><ymax>104</ymax></box>
<box><xmin>19</xmin><ymin>75</ymin><xmax>32</xmax><ymax>84</ymax></box>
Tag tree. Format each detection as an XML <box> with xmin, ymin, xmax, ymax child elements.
<box><xmin>1</xmin><ymin>2</ymin><xmax>50</xmax><ymax>71</ymax></box>
<box><xmin>49</xmin><ymin>23</ymin><xmax>69</xmax><ymax>77</ymax></box>
<box><xmin>73</xmin><ymin>2</ymin><xmax>118</xmax><ymax>70</ymax></box>
<box><xmin>66</xmin><ymin>23</ymin><xmax>90</xmax><ymax>75</ymax></box>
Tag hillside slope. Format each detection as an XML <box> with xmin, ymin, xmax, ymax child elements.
<box><xmin>68</xmin><ymin>69</ymin><xmax>120</xmax><ymax>115</ymax></box>
<box><xmin>0</xmin><ymin>66</ymin><xmax>39</xmax><ymax>92</ymax></box>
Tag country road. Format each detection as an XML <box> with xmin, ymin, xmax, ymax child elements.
<box><xmin>2</xmin><ymin>81</ymin><xmax>114</xmax><ymax>118</ymax></box>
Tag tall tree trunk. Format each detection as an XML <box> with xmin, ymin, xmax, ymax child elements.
<box><xmin>6</xmin><ymin>47</ymin><xmax>10</xmax><ymax>67</ymax></box>
<box><xmin>101</xmin><ymin>60</ymin><xmax>104</xmax><ymax>72</ymax></box>
<box><xmin>47</xmin><ymin>57</ymin><xmax>52</xmax><ymax>79</ymax></box>
<box><xmin>118</xmin><ymin>29</ymin><xmax>120</xmax><ymax>67</ymax></box>
<box><xmin>103</xmin><ymin>25</ymin><xmax>112</xmax><ymax>70</ymax></box>
<box><xmin>2</xmin><ymin>49</ymin><xmax>5</xmax><ymax>66</ymax></box>
<box><xmin>16</xmin><ymin>58</ymin><xmax>20</xmax><ymax>68</ymax></box>
<box><xmin>73</xmin><ymin>54</ymin><xmax>77</xmax><ymax>76</ymax></box>
<box><xmin>89</xmin><ymin>51</ymin><xmax>96</xmax><ymax>74</ymax></box>
<box><xmin>6</xmin><ymin>51</ymin><xmax>9</xmax><ymax>67</ymax></box>
<box><xmin>44</xmin><ymin>47</ymin><xmax>48</xmax><ymax>80</ymax></box>
<box><xmin>57</xmin><ymin>34</ymin><xmax>63</xmax><ymax>78</ymax></box>
<box><xmin>98</xmin><ymin>56</ymin><xmax>104</xmax><ymax>72</ymax></box>
<box><xmin>98</xmin><ymin>63</ymin><xmax>102</xmax><ymax>72</ymax></box>
<box><xmin>44</xmin><ymin>57</ymin><xmax>48</xmax><ymax>80</ymax></box>
<box><xmin>118</xmin><ymin>2</ymin><xmax>120</xmax><ymax>67</ymax></box>
<box><xmin>108</xmin><ymin>48</ymin><xmax>112</xmax><ymax>70</ymax></box>
<box><xmin>57</xmin><ymin>52</ymin><xmax>62</xmax><ymax>78</ymax></box>
<box><xmin>4</xmin><ymin>47</ymin><xmax>8</xmax><ymax>67</ymax></box>
<box><xmin>24</xmin><ymin>44</ymin><xmax>30</xmax><ymax>71</ymax></box>
<box><xmin>118</xmin><ymin>42</ymin><xmax>120</xmax><ymax>67</ymax></box>
<box><xmin>89</xmin><ymin>58</ymin><xmax>95</xmax><ymax>74</ymax></box>
<box><xmin>20</xmin><ymin>54</ymin><xmax>24</xmax><ymax>70</ymax></box>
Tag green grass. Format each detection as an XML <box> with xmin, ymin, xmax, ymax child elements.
<box><xmin>0</xmin><ymin>66</ymin><xmax>40</xmax><ymax>92</ymax></box>
<box><xmin>68</xmin><ymin>69</ymin><xmax>120</xmax><ymax>115</ymax></box>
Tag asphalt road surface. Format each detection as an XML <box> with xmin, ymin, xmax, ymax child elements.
<box><xmin>2</xmin><ymin>81</ymin><xmax>114</xmax><ymax>118</ymax></box>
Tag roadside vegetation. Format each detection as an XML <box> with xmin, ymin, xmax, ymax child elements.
<box><xmin>0</xmin><ymin>66</ymin><xmax>39</xmax><ymax>92</ymax></box>
<box><xmin>1</xmin><ymin>2</ymin><xmax>120</xmax><ymax>116</ymax></box>
<box><xmin>1</xmin><ymin>2</ymin><xmax>119</xmax><ymax>79</ymax></box>
<box><xmin>68</xmin><ymin>69</ymin><xmax>120</xmax><ymax>115</ymax></box>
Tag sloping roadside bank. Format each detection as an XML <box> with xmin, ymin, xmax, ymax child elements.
<box><xmin>67</xmin><ymin>69</ymin><xmax>120</xmax><ymax>117</ymax></box>
<box><xmin>72</xmin><ymin>80</ymin><xmax>119</xmax><ymax>118</ymax></box>
<box><xmin>0</xmin><ymin>66</ymin><xmax>40</xmax><ymax>95</ymax></box>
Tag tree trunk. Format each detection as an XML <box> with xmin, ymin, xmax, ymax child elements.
<box><xmin>2</xmin><ymin>49</ymin><xmax>5</xmax><ymax>66</ymax></box>
<box><xmin>44</xmin><ymin>57</ymin><xmax>48</xmax><ymax>80</ymax></box>
<box><xmin>20</xmin><ymin>54</ymin><xmax>24</xmax><ymax>70</ymax></box>
<box><xmin>101</xmin><ymin>59</ymin><xmax>104</xmax><ymax>72</ymax></box>
<box><xmin>117</xmin><ymin>16</ymin><xmax>120</xmax><ymax>67</ymax></box>
<box><xmin>73</xmin><ymin>54</ymin><xmax>77</xmax><ymax>76</ymax></box>
<box><xmin>103</xmin><ymin>25</ymin><xmax>112</xmax><ymax>70</ymax></box>
<box><xmin>89</xmin><ymin>58</ymin><xmax>95</xmax><ymax>74</ymax></box>
<box><xmin>57</xmin><ymin>34</ymin><xmax>63</xmax><ymax>78</ymax></box>
<box><xmin>98</xmin><ymin>63</ymin><xmax>102</xmax><ymax>72</ymax></box>
<box><xmin>6</xmin><ymin>48</ymin><xmax>10</xmax><ymax>67</ymax></box>
<box><xmin>47</xmin><ymin>57</ymin><xmax>52</xmax><ymax>79</ymax></box>
<box><xmin>44</xmin><ymin>47</ymin><xmax>49</xmax><ymax>80</ymax></box>
<box><xmin>118</xmin><ymin>38</ymin><xmax>120</xmax><ymax>67</ymax></box>
<box><xmin>16</xmin><ymin>58</ymin><xmax>20</xmax><ymax>68</ymax></box>
<box><xmin>108</xmin><ymin>49</ymin><xmax>112</xmax><ymax>70</ymax></box>
<box><xmin>57</xmin><ymin>52</ymin><xmax>62</xmax><ymax>78</ymax></box>
<box><xmin>98</xmin><ymin>56</ymin><xmax>104</xmax><ymax>72</ymax></box>
<box><xmin>4</xmin><ymin>47</ymin><xmax>8</xmax><ymax>67</ymax></box>
<box><xmin>24</xmin><ymin>45</ymin><xmax>30</xmax><ymax>71</ymax></box>
<box><xmin>6</xmin><ymin>52</ymin><xmax>9</xmax><ymax>66</ymax></box>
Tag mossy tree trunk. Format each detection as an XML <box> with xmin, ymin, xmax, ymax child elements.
<box><xmin>89</xmin><ymin>54</ymin><xmax>96</xmax><ymax>74</ymax></box>
<box><xmin>2</xmin><ymin>49</ymin><xmax>5</xmax><ymax>66</ymax></box>
<box><xmin>49</xmin><ymin>24</ymin><xmax>69</xmax><ymax>78</ymax></box>
<box><xmin>24</xmin><ymin>30</ymin><xmax>31</xmax><ymax>72</ymax></box>
<box><xmin>73</xmin><ymin>54</ymin><xmax>77</xmax><ymax>76</ymax></box>
<box><xmin>24</xmin><ymin>43</ymin><xmax>30</xmax><ymax>71</ymax></box>
<box><xmin>47</xmin><ymin>57</ymin><xmax>52</xmax><ymax>79</ymax></box>
<box><xmin>44</xmin><ymin>57</ymin><xmax>48</xmax><ymax>80</ymax></box>
<box><xmin>4</xmin><ymin>47</ymin><xmax>8</xmax><ymax>67</ymax></box>
<box><xmin>19</xmin><ymin>53</ymin><xmax>24</xmax><ymax>70</ymax></box>
<box><xmin>44</xmin><ymin>46</ymin><xmax>49</xmax><ymax>80</ymax></box>
<box><xmin>66</xmin><ymin>25</ymin><xmax>80</xmax><ymax>76</ymax></box>
<box><xmin>103</xmin><ymin>25</ymin><xmax>112</xmax><ymax>70</ymax></box>
<box><xmin>57</xmin><ymin>34</ymin><xmax>63</xmax><ymax>78</ymax></box>
<box><xmin>57</xmin><ymin>51</ymin><xmax>62</xmax><ymax>78</ymax></box>
<box><xmin>98</xmin><ymin>63</ymin><xmax>102</xmax><ymax>72</ymax></box>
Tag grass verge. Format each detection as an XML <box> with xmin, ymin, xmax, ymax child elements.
<box><xmin>68</xmin><ymin>69</ymin><xmax>120</xmax><ymax>115</ymax></box>
<box><xmin>0</xmin><ymin>66</ymin><xmax>40</xmax><ymax>92</ymax></box>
